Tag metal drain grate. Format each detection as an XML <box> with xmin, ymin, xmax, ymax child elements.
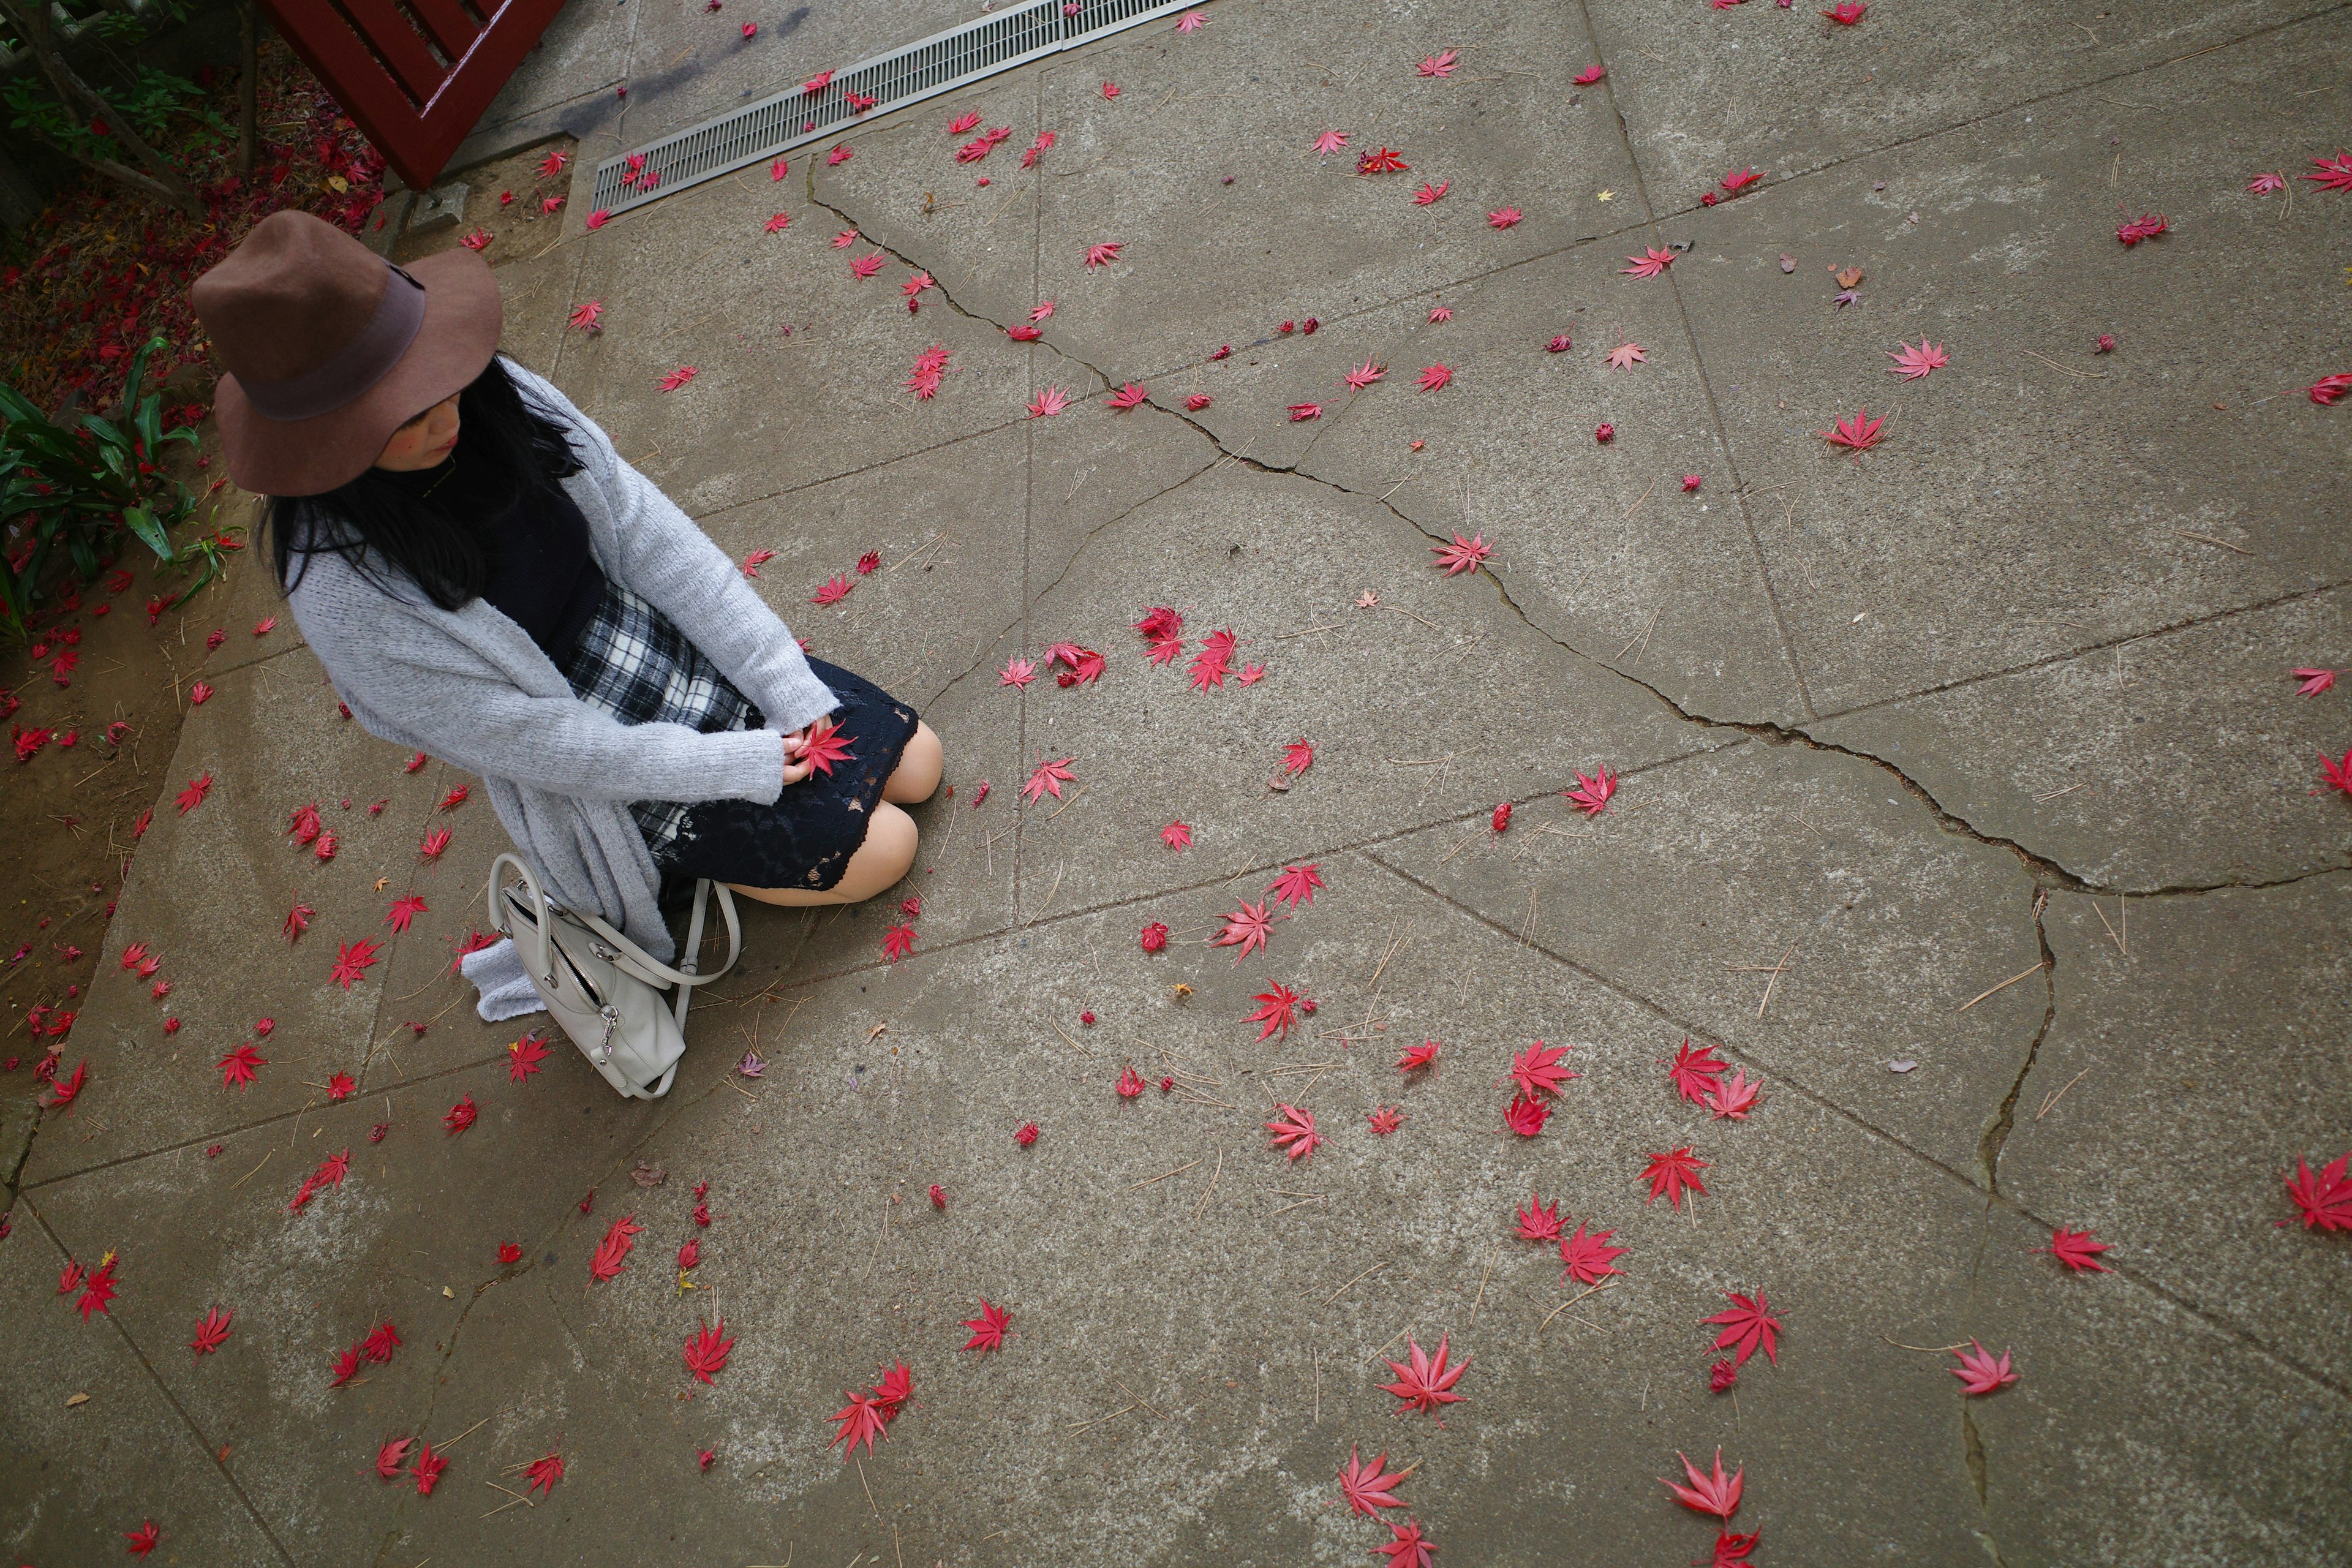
<box><xmin>591</xmin><ymin>0</ymin><xmax>1194</xmax><ymax>217</ymax></box>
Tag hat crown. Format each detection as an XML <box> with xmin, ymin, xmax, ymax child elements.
<box><xmin>192</xmin><ymin>211</ymin><xmax>389</xmax><ymax>386</ymax></box>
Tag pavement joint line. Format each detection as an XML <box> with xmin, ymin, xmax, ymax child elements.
<box><xmin>1352</xmin><ymin>849</ymin><xmax>2352</xmax><ymax>1403</ymax></box>
<box><xmin>17</xmin><ymin>1196</ymin><xmax>301</xmax><ymax>1566</ymax></box>
<box><xmin>1573</xmin><ymin>0</ymin><xmax>1817</xmax><ymax>723</ymax></box>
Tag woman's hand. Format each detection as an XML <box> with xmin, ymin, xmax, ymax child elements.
<box><xmin>779</xmin><ymin>726</ymin><xmax>815</xmax><ymax>786</ymax></box>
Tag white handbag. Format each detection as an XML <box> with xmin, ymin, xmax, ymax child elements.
<box><xmin>489</xmin><ymin>852</ymin><xmax>740</xmax><ymax>1099</ymax></box>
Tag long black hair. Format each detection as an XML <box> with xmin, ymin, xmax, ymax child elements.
<box><xmin>265</xmin><ymin>353</ymin><xmax>585</xmax><ymax>609</ymax></box>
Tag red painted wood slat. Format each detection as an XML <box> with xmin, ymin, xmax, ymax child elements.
<box><xmin>402</xmin><ymin>0</ymin><xmax>484</xmax><ymax>62</ymax></box>
<box><xmin>257</xmin><ymin>0</ymin><xmax>566</xmax><ymax>193</ymax></box>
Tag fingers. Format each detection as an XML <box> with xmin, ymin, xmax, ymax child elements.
<box><xmin>780</xmin><ymin>757</ymin><xmax>815</xmax><ymax>786</ymax></box>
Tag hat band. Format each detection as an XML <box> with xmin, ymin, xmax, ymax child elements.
<box><xmin>238</xmin><ymin>264</ymin><xmax>428</xmax><ymax>423</ymax></box>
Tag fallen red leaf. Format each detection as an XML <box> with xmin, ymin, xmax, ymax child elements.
<box><xmin>1640</xmin><ymin>1147</ymin><xmax>1711</xmax><ymax>1208</ymax></box>
<box><xmin>1661</xmin><ymin>1448</ymin><xmax>1743</xmax><ymax>1520</ymax></box>
<box><xmin>1564</xmin><ymin>765</ymin><xmax>1617</xmax><ymax>816</ymax></box>
<box><xmin>124</xmin><ymin>1521</ymin><xmax>159</xmax><ymax>1556</ymax></box>
<box><xmin>412</xmin><ymin>1439</ymin><xmax>448</xmax><ymax>1496</ymax></box>
<box><xmin>1022</xmin><ymin>756</ymin><xmax>1076</xmax><ymax>805</ymax></box>
<box><xmin>2042</xmin><ymin>1226</ymin><xmax>2112</xmax><ymax>1273</ymax></box>
<box><xmin>1559</xmin><ymin>1221</ymin><xmax>1627</xmax><ymax>1285</ymax></box>
<box><xmin>962</xmin><ymin>1298</ymin><xmax>1011</xmax><ymax>1352</ymax></box>
<box><xmin>1515</xmin><ymin>1190</ymin><xmax>1563</xmax><ymax>1242</ymax></box>
<box><xmin>190</xmin><ymin>1305</ymin><xmax>234</xmax><ymax>1357</ymax></box>
<box><xmin>1668</xmin><ymin>1039</ymin><xmax>1729</xmax><ymax>1102</ymax></box>
<box><xmin>1951</xmin><ymin>1340</ymin><xmax>2018</xmax><ymax>1395</ymax></box>
<box><xmin>525</xmin><ymin>1452</ymin><xmax>565</xmax><ymax>1495</ymax></box>
<box><xmin>1431</xmin><ymin>532</ymin><xmax>1490</xmax><ymax>575</ymax></box>
<box><xmin>1504</xmin><ymin>1092</ymin><xmax>1551</xmax><ymax>1137</ymax></box>
<box><xmin>1265</xmin><ymin>1102</ymin><xmax>1322</xmax><ymax>1160</ymax></box>
<box><xmin>589</xmin><ymin>1215</ymin><xmax>644</xmax><ymax>1281</ymax></box>
<box><xmin>2282</xmin><ymin>1153</ymin><xmax>2352</xmax><ymax>1230</ymax></box>
<box><xmin>1213</xmin><ymin>899</ymin><xmax>1276</xmax><ymax>962</ymax></box>
<box><xmin>218</xmin><ymin>1044</ymin><xmax>266</xmax><ymax>1089</ymax></box>
<box><xmin>1512</xmin><ymin>1041</ymin><xmax>1577</xmax><ymax>1098</ymax></box>
<box><xmin>1267</xmin><ymin>862</ymin><xmax>1325</xmax><ymax>909</ymax></box>
<box><xmin>1822</xmin><ymin>407</ymin><xmax>1886</xmax><ymax>453</ymax></box>
<box><xmin>882</xmin><ymin>923</ymin><xmax>917</xmax><ymax>962</ymax></box>
<box><xmin>1398</xmin><ymin>1039</ymin><xmax>1440</xmax><ymax>1072</ymax></box>
<box><xmin>684</xmin><ymin>1319</ymin><xmax>737</xmax><ymax>1383</ymax></box>
<box><xmin>375</xmin><ymin>1436</ymin><xmax>415</xmax><ymax>1480</ymax></box>
<box><xmin>1621</xmin><ymin>246</ymin><xmax>1675</xmax><ymax>279</ymax></box>
<box><xmin>1374</xmin><ymin>1520</ymin><xmax>1438</xmax><ymax>1568</ymax></box>
<box><xmin>385</xmin><ymin>894</ymin><xmax>427</xmax><ymax>933</ymax></box>
<box><xmin>1338</xmin><ymin>1445</ymin><xmax>1411</xmax><ymax>1514</ymax></box>
<box><xmin>1704</xmin><ymin>1289</ymin><xmax>1784</xmax><ymax>1367</ymax></box>
<box><xmin>1245</xmin><ymin>981</ymin><xmax>1301</xmax><ymax>1042</ymax></box>
<box><xmin>1379</xmin><ymin>1334</ymin><xmax>1468</xmax><ymax>1417</ymax></box>
<box><xmin>1705</xmin><ymin>1068</ymin><xmax>1762</xmax><ymax>1120</ymax></box>
<box><xmin>330</xmin><ymin>939</ymin><xmax>382</xmax><ymax>990</ymax></box>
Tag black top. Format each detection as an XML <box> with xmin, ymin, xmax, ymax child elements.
<box><xmin>480</xmin><ymin>478</ymin><xmax>606</xmax><ymax>665</ymax></box>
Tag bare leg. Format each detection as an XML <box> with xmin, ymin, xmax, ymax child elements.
<box><xmin>883</xmin><ymin>721</ymin><xmax>941</xmax><ymax>804</ymax></box>
<box><xmin>728</xmin><ymin>801</ymin><xmax>917</xmax><ymax>907</ymax></box>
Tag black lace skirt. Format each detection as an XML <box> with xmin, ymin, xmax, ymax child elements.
<box><xmin>557</xmin><ymin>581</ymin><xmax>917</xmax><ymax>893</ymax></box>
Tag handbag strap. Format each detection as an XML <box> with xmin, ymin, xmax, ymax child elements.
<box><xmin>489</xmin><ymin>853</ymin><xmax>741</xmax><ymax>991</ymax></box>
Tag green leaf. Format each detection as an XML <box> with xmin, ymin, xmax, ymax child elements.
<box><xmin>122</xmin><ymin>506</ymin><xmax>173</xmax><ymax>561</ymax></box>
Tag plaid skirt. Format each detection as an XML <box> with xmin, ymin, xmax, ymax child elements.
<box><xmin>559</xmin><ymin>579</ymin><xmax>916</xmax><ymax>889</ymax></box>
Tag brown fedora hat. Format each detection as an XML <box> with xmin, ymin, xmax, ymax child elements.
<box><xmin>192</xmin><ymin>210</ymin><xmax>502</xmax><ymax>496</ymax></box>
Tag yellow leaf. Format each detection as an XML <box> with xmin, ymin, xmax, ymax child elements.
<box><xmin>65</xmin><ymin>1392</ymin><xmax>91</xmax><ymax>1408</ymax></box>
<box><xmin>326</xmin><ymin>175</ymin><xmax>349</xmax><ymax>193</ymax></box>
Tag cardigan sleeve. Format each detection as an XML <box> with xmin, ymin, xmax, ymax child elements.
<box><xmin>515</xmin><ymin>368</ymin><xmax>841</xmax><ymax>734</ymax></box>
<box><xmin>290</xmin><ymin>559</ymin><xmax>791</xmax><ymax>808</ymax></box>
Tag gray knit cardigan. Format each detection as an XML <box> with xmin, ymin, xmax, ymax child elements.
<box><xmin>284</xmin><ymin>361</ymin><xmax>837</xmax><ymax>960</ymax></box>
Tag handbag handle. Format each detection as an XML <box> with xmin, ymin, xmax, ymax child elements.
<box><xmin>489</xmin><ymin>853</ymin><xmax>741</xmax><ymax>993</ymax></box>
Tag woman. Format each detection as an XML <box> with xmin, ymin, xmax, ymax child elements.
<box><xmin>191</xmin><ymin>210</ymin><xmax>938</xmax><ymax>988</ymax></box>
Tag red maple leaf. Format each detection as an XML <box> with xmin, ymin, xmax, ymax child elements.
<box><xmin>437</xmin><ymin>784</ymin><xmax>469</xmax><ymax>812</ymax></box>
<box><xmin>330</xmin><ymin>939</ymin><xmax>382</xmax><ymax>990</ymax></box>
<box><xmin>1085</xmin><ymin>241</ymin><xmax>1123</xmax><ymax>270</ymax></box>
<box><xmin>1515</xmin><ymin>1190</ymin><xmax>1563</xmax><ymax>1242</ymax></box>
<box><xmin>58</xmin><ymin>1259</ymin><xmax>85</xmax><ymax>1295</ymax></box>
<box><xmin>1188</xmin><ymin>629</ymin><xmax>1237</xmax><ymax>690</ymax></box>
<box><xmin>328</xmin><ymin>1071</ymin><xmax>356</xmax><ymax>1100</ymax></box>
<box><xmin>330</xmin><ymin>1345</ymin><xmax>364</xmax><ymax>1386</ymax></box>
<box><xmin>363</xmin><ymin>1320</ymin><xmax>402</xmax><ymax>1362</ymax></box>
<box><xmin>1661</xmin><ymin>1448</ymin><xmax>1743</xmax><ymax>1520</ymax></box>
<box><xmin>659</xmin><ymin>365</ymin><xmax>698</xmax><ymax>392</ymax></box>
<box><xmin>1022</xmin><ymin>755</ymin><xmax>1076</xmax><ymax>804</ymax></box>
<box><xmin>1265</xmin><ymin>1103</ymin><xmax>1322</xmax><ymax>1160</ymax></box>
<box><xmin>1641</xmin><ymin>1147</ymin><xmax>1711</xmax><ymax>1208</ymax></box>
<box><xmin>419</xmin><ymin>827</ymin><xmax>451</xmax><ymax>860</ymax></box>
<box><xmin>1416</xmin><ymin>363</ymin><xmax>1453</xmax><ymax>392</ymax></box>
<box><xmin>2042</xmin><ymin>1226</ymin><xmax>2112</xmax><ymax>1273</ymax></box>
<box><xmin>506</xmin><ymin>1033</ymin><xmax>551</xmax><ymax>1083</ymax></box>
<box><xmin>1267</xmin><ymin>862</ymin><xmax>1325</xmax><ymax>909</ymax></box>
<box><xmin>375</xmin><ymin>1436</ymin><xmax>416</xmax><ymax>1480</ymax></box>
<box><xmin>1104</xmin><ymin>382</ymin><xmax>1150</xmax><ymax>410</ymax></box>
<box><xmin>2302</xmin><ymin>151</ymin><xmax>2352</xmax><ymax>192</ymax></box>
<box><xmin>1313</xmin><ymin>129</ymin><xmax>1349</xmax><ymax>157</ymax></box>
<box><xmin>2115</xmin><ymin>211</ymin><xmax>2168</xmax><ymax>246</ymax></box>
<box><xmin>1574</xmin><ymin>63</ymin><xmax>1605</xmax><ymax>84</ymax></box>
<box><xmin>385</xmin><ymin>894</ymin><xmax>428</xmax><ymax>933</ymax></box>
<box><xmin>829</xmin><ymin>1389</ymin><xmax>891</xmax><ymax>1457</ymax></box>
<box><xmin>1281</xmin><ymin>739</ymin><xmax>1316</xmax><ymax>778</ymax></box>
<box><xmin>569</xmin><ymin>299</ymin><xmax>603</xmax><ymax>332</ymax></box>
<box><xmin>43</xmin><ymin>1058</ymin><xmax>86</xmax><ymax>1109</ymax></box>
<box><xmin>500</xmin><ymin>1242</ymin><xmax>524</xmax><ymax>1265</ymax></box>
<box><xmin>1705</xmin><ymin>1068</ymin><xmax>1762</xmax><ymax>1120</ymax></box>
<box><xmin>881</xmin><ymin>923</ymin><xmax>917</xmax><ymax>963</ymax></box>
<box><xmin>1710</xmin><ymin>1529</ymin><xmax>1760</xmax><ymax>1568</ymax></box>
<box><xmin>1951</xmin><ymin>1340</ymin><xmax>2018</xmax><ymax>1395</ymax></box>
<box><xmin>1368</xmin><ymin>1104</ymin><xmax>1406</xmax><ymax>1135</ymax></box>
<box><xmin>1339</xmin><ymin>1445</ymin><xmax>1411</xmax><ymax>1514</ymax></box>
<box><xmin>874</xmin><ymin>1360</ymin><xmax>911</xmax><ymax>1414</ymax></box>
<box><xmin>74</xmin><ymin>1260</ymin><xmax>115</xmax><ymax>1316</ymax></box>
<box><xmin>2282</xmin><ymin>1153</ymin><xmax>2352</xmax><ymax>1231</ymax></box>
<box><xmin>1412</xmin><ymin>180</ymin><xmax>1449</xmax><ymax>205</ymax></box>
<box><xmin>1139</xmin><ymin>921</ymin><xmax>1169</xmax><ymax>952</ymax></box>
<box><xmin>1887</xmin><ymin>338</ymin><xmax>1949</xmax><ymax>380</ymax></box>
<box><xmin>1704</xmin><ymin>1289</ymin><xmax>1784</xmax><ymax>1367</ymax></box>
<box><xmin>1417</xmin><ymin>48</ymin><xmax>1458</xmax><ymax>77</ymax></box>
<box><xmin>217</xmin><ymin>1044</ymin><xmax>266</xmax><ymax>1088</ymax></box>
<box><xmin>1564</xmin><ymin>765</ymin><xmax>1617</xmax><ymax>816</ymax></box>
<box><xmin>962</xmin><ymin>1298</ymin><xmax>1012</xmax><ymax>1352</ymax></box>
<box><xmin>589</xmin><ymin>1215</ymin><xmax>644</xmax><ymax>1281</ymax></box>
<box><xmin>1431</xmin><ymin>532</ymin><xmax>1490</xmax><ymax>575</ymax></box>
<box><xmin>1398</xmin><ymin>1039</ymin><xmax>1440</xmax><ymax>1072</ymax></box>
<box><xmin>124</xmin><ymin>1521</ymin><xmax>159</xmax><ymax>1556</ymax></box>
<box><xmin>811</xmin><ymin>574</ymin><xmax>854</xmax><ymax>606</ymax></box>
<box><xmin>1000</xmin><ymin>655</ymin><xmax>1038</xmax><ymax>688</ymax></box>
<box><xmin>1245</xmin><ymin>981</ymin><xmax>1301</xmax><ymax>1042</ymax></box>
<box><xmin>1822</xmin><ymin>0</ymin><xmax>1867</xmax><ymax>19</ymax></box>
<box><xmin>443</xmin><ymin>1094</ymin><xmax>476</xmax><ymax>1134</ymax></box>
<box><xmin>1721</xmin><ymin>167</ymin><xmax>1762</xmax><ymax>194</ymax></box>
<box><xmin>1621</xmin><ymin>246</ymin><xmax>1675</xmax><ymax>279</ymax></box>
<box><xmin>1213</xmin><ymin>899</ymin><xmax>1276</xmax><ymax>962</ymax></box>
<box><xmin>2323</xmin><ymin>751</ymin><xmax>2352</xmax><ymax>796</ymax></box>
<box><xmin>1511</xmin><ymin>1040</ymin><xmax>1577</xmax><ymax>1098</ymax></box>
<box><xmin>1668</xmin><ymin>1039</ymin><xmax>1730</xmax><ymax>1102</ymax></box>
<box><xmin>190</xmin><ymin>1305</ymin><xmax>234</xmax><ymax>1356</ymax></box>
<box><xmin>684</xmin><ymin>1319</ymin><xmax>736</xmax><ymax>1383</ymax></box>
<box><xmin>2295</xmin><ymin>668</ymin><xmax>2338</xmax><ymax>696</ymax></box>
<box><xmin>858</xmin><ymin>551</ymin><xmax>881</xmax><ymax>575</ymax></box>
<box><xmin>1357</xmin><ymin>146</ymin><xmax>1410</xmax><ymax>175</ymax></box>
<box><xmin>1161</xmin><ymin>821</ymin><xmax>1193</xmax><ymax>850</ymax></box>
<box><xmin>1504</xmin><ymin>1092</ymin><xmax>1551</xmax><ymax>1137</ymax></box>
<box><xmin>1374</xmin><ymin>1520</ymin><xmax>1438</xmax><ymax>1568</ymax></box>
<box><xmin>796</xmin><ymin>718</ymin><xmax>857</xmax><ymax>778</ymax></box>
<box><xmin>1379</xmin><ymin>1334</ymin><xmax>1468</xmax><ymax>1417</ymax></box>
<box><xmin>1821</xmin><ymin>407</ymin><xmax>1885</xmax><ymax>454</ymax></box>
<box><xmin>175</xmin><ymin>772</ymin><xmax>213</xmax><ymax>813</ymax></box>
<box><xmin>1559</xmin><ymin>1221</ymin><xmax>1627</xmax><ymax>1285</ymax></box>
<box><xmin>524</xmin><ymin>1452</ymin><xmax>565</xmax><ymax>1495</ymax></box>
<box><xmin>1487</xmin><ymin>206</ymin><xmax>1523</xmax><ymax>229</ymax></box>
<box><xmin>412</xmin><ymin>1439</ymin><xmax>448</xmax><ymax>1495</ymax></box>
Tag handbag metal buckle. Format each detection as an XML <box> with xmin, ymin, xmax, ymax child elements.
<box><xmin>592</xmin><ymin>1003</ymin><xmax>620</xmax><ymax>1065</ymax></box>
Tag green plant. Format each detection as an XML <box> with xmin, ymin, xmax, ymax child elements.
<box><xmin>0</xmin><ymin>334</ymin><xmax>197</xmax><ymax>639</ymax></box>
<box><xmin>3</xmin><ymin>66</ymin><xmax>216</xmax><ymax>162</ymax></box>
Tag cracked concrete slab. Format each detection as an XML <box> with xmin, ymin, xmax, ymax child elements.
<box><xmin>1994</xmin><ymin>878</ymin><xmax>2352</xmax><ymax>1390</ymax></box>
<box><xmin>20</xmin><ymin>653</ymin><xmax>451</xmax><ymax>1187</ymax></box>
<box><xmin>1581</xmin><ymin>0</ymin><xmax>2346</xmax><ymax>204</ymax></box>
<box><xmin>1667</xmin><ymin>19</ymin><xmax>2352</xmax><ymax>718</ymax></box>
<box><xmin>1812</xmin><ymin>586</ymin><xmax>2352</xmax><ymax>890</ymax></box>
<box><xmin>1370</xmin><ymin>737</ymin><xmax>2047</xmax><ymax>1181</ymax></box>
<box><xmin>0</xmin><ymin>1207</ymin><xmax>289</xmax><ymax>1565</ymax></box>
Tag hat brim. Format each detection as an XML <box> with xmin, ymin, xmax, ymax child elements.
<box><xmin>214</xmin><ymin>245</ymin><xmax>504</xmax><ymax>497</ymax></box>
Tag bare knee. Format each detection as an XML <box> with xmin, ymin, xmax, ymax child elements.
<box><xmin>728</xmin><ymin>803</ymin><xmax>918</xmax><ymax>907</ymax></box>
<box><xmin>883</xmin><ymin>722</ymin><xmax>942</xmax><ymax>804</ymax></box>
